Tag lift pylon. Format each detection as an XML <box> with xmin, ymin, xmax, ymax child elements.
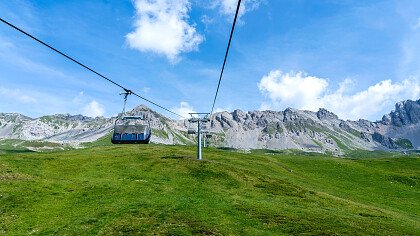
<box><xmin>188</xmin><ymin>113</ymin><xmax>210</xmax><ymax>160</ymax></box>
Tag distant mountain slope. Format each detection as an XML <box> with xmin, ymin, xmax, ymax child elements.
<box><xmin>206</xmin><ymin>99</ymin><xmax>420</xmax><ymax>152</ymax></box>
<box><xmin>0</xmin><ymin>105</ymin><xmax>195</xmax><ymax>146</ymax></box>
<box><xmin>0</xmin><ymin>113</ymin><xmax>112</xmax><ymax>142</ymax></box>
<box><xmin>379</xmin><ymin>99</ymin><xmax>420</xmax><ymax>148</ymax></box>
<box><xmin>1</xmin><ymin>100</ymin><xmax>419</xmax><ymax>153</ymax></box>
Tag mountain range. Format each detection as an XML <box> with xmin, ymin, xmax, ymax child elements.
<box><xmin>1</xmin><ymin>99</ymin><xmax>419</xmax><ymax>153</ymax></box>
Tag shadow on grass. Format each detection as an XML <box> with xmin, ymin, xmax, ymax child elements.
<box><xmin>217</xmin><ymin>147</ymin><xmax>237</xmax><ymax>151</ymax></box>
<box><xmin>161</xmin><ymin>155</ymin><xmax>194</xmax><ymax>159</ymax></box>
<box><xmin>0</xmin><ymin>149</ymin><xmax>36</xmax><ymax>154</ymax></box>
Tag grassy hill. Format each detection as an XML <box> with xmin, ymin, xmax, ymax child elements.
<box><xmin>0</xmin><ymin>143</ymin><xmax>419</xmax><ymax>235</ymax></box>
<box><xmin>0</xmin><ymin>139</ymin><xmax>74</xmax><ymax>154</ymax></box>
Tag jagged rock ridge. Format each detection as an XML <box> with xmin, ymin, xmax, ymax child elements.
<box><xmin>0</xmin><ymin>99</ymin><xmax>419</xmax><ymax>153</ymax></box>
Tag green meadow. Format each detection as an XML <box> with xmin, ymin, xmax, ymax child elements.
<box><xmin>0</xmin><ymin>142</ymin><xmax>419</xmax><ymax>235</ymax></box>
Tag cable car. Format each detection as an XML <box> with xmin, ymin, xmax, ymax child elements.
<box><xmin>111</xmin><ymin>116</ymin><xmax>151</xmax><ymax>144</ymax></box>
<box><xmin>111</xmin><ymin>90</ymin><xmax>152</xmax><ymax>144</ymax></box>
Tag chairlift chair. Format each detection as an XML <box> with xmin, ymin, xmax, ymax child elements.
<box><xmin>200</xmin><ymin>117</ymin><xmax>212</xmax><ymax>138</ymax></box>
<box><xmin>201</xmin><ymin>125</ymin><xmax>209</xmax><ymax>134</ymax></box>
<box><xmin>187</xmin><ymin>117</ymin><xmax>199</xmax><ymax>134</ymax></box>
<box><xmin>111</xmin><ymin>116</ymin><xmax>151</xmax><ymax>144</ymax></box>
<box><xmin>111</xmin><ymin>90</ymin><xmax>152</xmax><ymax>144</ymax></box>
<box><xmin>202</xmin><ymin>130</ymin><xmax>212</xmax><ymax>138</ymax></box>
<box><xmin>187</xmin><ymin>128</ymin><xmax>196</xmax><ymax>135</ymax></box>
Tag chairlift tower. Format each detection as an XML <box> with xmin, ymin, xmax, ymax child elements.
<box><xmin>188</xmin><ymin>113</ymin><xmax>210</xmax><ymax>160</ymax></box>
<box><xmin>202</xmin><ymin>130</ymin><xmax>210</xmax><ymax>148</ymax></box>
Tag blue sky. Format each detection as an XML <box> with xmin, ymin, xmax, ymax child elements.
<box><xmin>1</xmin><ymin>0</ymin><xmax>420</xmax><ymax>121</ymax></box>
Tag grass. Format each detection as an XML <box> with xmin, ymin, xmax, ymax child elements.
<box><xmin>172</xmin><ymin>131</ymin><xmax>194</xmax><ymax>145</ymax></box>
<box><xmin>344</xmin><ymin>127</ymin><xmax>362</xmax><ymax>138</ymax></box>
<box><xmin>284</xmin><ymin>120</ymin><xmax>324</xmax><ymax>133</ymax></box>
<box><xmin>263</xmin><ymin>122</ymin><xmax>283</xmax><ymax>135</ymax></box>
<box><xmin>0</xmin><ymin>144</ymin><xmax>419</xmax><ymax>235</ymax></box>
<box><xmin>152</xmin><ymin>128</ymin><xmax>169</xmax><ymax>139</ymax></box>
<box><xmin>395</xmin><ymin>138</ymin><xmax>414</xmax><ymax>149</ymax></box>
<box><xmin>329</xmin><ymin>135</ymin><xmax>350</xmax><ymax>151</ymax></box>
<box><xmin>83</xmin><ymin>132</ymin><xmax>113</xmax><ymax>148</ymax></box>
<box><xmin>0</xmin><ymin>139</ymin><xmax>70</xmax><ymax>154</ymax></box>
<box><xmin>311</xmin><ymin>139</ymin><xmax>324</xmax><ymax>149</ymax></box>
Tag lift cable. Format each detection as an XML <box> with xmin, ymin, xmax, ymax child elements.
<box><xmin>0</xmin><ymin>17</ymin><xmax>185</xmax><ymax>119</ymax></box>
<box><xmin>209</xmin><ymin>0</ymin><xmax>242</xmax><ymax>117</ymax></box>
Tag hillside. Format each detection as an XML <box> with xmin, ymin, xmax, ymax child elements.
<box><xmin>0</xmin><ymin>145</ymin><xmax>419</xmax><ymax>235</ymax></box>
<box><xmin>0</xmin><ymin>99</ymin><xmax>419</xmax><ymax>153</ymax></box>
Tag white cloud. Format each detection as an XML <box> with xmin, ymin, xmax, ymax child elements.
<box><xmin>126</xmin><ymin>0</ymin><xmax>204</xmax><ymax>63</ymax></box>
<box><xmin>214</xmin><ymin>106</ymin><xmax>232</xmax><ymax>113</ymax></box>
<box><xmin>258</xmin><ymin>70</ymin><xmax>420</xmax><ymax>120</ymax></box>
<box><xmin>0</xmin><ymin>86</ymin><xmax>37</xmax><ymax>103</ymax></box>
<box><xmin>171</xmin><ymin>101</ymin><xmax>196</xmax><ymax>119</ymax></box>
<box><xmin>83</xmin><ymin>101</ymin><xmax>105</xmax><ymax>117</ymax></box>
<box><xmin>201</xmin><ymin>14</ymin><xmax>214</xmax><ymax>28</ymax></box>
<box><xmin>214</xmin><ymin>0</ymin><xmax>261</xmax><ymax>19</ymax></box>
<box><xmin>258</xmin><ymin>70</ymin><xmax>328</xmax><ymax>110</ymax></box>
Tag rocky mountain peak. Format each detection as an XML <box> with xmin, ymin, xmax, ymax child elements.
<box><xmin>128</xmin><ymin>104</ymin><xmax>166</xmax><ymax>120</ymax></box>
<box><xmin>0</xmin><ymin>113</ymin><xmax>32</xmax><ymax>121</ymax></box>
<box><xmin>232</xmin><ymin>109</ymin><xmax>246</xmax><ymax>122</ymax></box>
<box><xmin>283</xmin><ymin>108</ymin><xmax>300</xmax><ymax>121</ymax></box>
<box><xmin>317</xmin><ymin>108</ymin><xmax>338</xmax><ymax>120</ymax></box>
<box><xmin>124</xmin><ymin>104</ymin><xmax>174</xmax><ymax>130</ymax></box>
<box><xmin>383</xmin><ymin>99</ymin><xmax>420</xmax><ymax>126</ymax></box>
<box><xmin>131</xmin><ymin>104</ymin><xmax>152</xmax><ymax>112</ymax></box>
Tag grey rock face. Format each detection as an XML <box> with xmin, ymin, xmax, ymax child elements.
<box><xmin>1</xmin><ymin>99</ymin><xmax>419</xmax><ymax>152</ymax></box>
<box><xmin>385</xmin><ymin>99</ymin><xmax>420</xmax><ymax>126</ymax></box>
<box><xmin>381</xmin><ymin>114</ymin><xmax>391</xmax><ymax>125</ymax></box>
<box><xmin>232</xmin><ymin>109</ymin><xmax>246</xmax><ymax>122</ymax></box>
<box><xmin>371</xmin><ymin>132</ymin><xmax>398</xmax><ymax>149</ymax></box>
<box><xmin>317</xmin><ymin>108</ymin><xmax>338</xmax><ymax>120</ymax></box>
<box><xmin>199</xmin><ymin>102</ymin><xmax>420</xmax><ymax>151</ymax></box>
<box><xmin>360</xmin><ymin>132</ymin><xmax>372</xmax><ymax>142</ymax></box>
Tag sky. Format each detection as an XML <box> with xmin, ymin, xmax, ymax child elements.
<box><xmin>1</xmin><ymin>0</ymin><xmax>420</xmax><ymax>121</ymax></box>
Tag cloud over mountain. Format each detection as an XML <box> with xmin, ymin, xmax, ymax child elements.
<box><xmin>258</xmin><ymin>70</ymin><xmax>420</xmax><ymax>120</ymax></box>
<box><xmin>171</xmin><ymin>101</ymin><xmax>196</xmax><ymax>119</ymax></box>
<box><xmin>83</xmin><ymin>100</ymin><xmax>105</xmax><ymax>117</ymax></box>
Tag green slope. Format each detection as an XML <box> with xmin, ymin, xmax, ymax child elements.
<box><xmin>0</xmin><ymin>139</ymin><xmax>73</xmax><ymax>154</ymax></box>
<box><xmin>0</xmin><ymin>145</ymin><xmax>419</xmax><ymax>235</ymax></box>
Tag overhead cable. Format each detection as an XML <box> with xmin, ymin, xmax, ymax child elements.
<box><xmin>0</xmin><ymin>17</ymin><xmax>185</xmax><ymax>119</ymax></box>
<box><xmin>209</xmin><ymin>0</ymin><xmax>242</xmax><ymax>117</ymax></box>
